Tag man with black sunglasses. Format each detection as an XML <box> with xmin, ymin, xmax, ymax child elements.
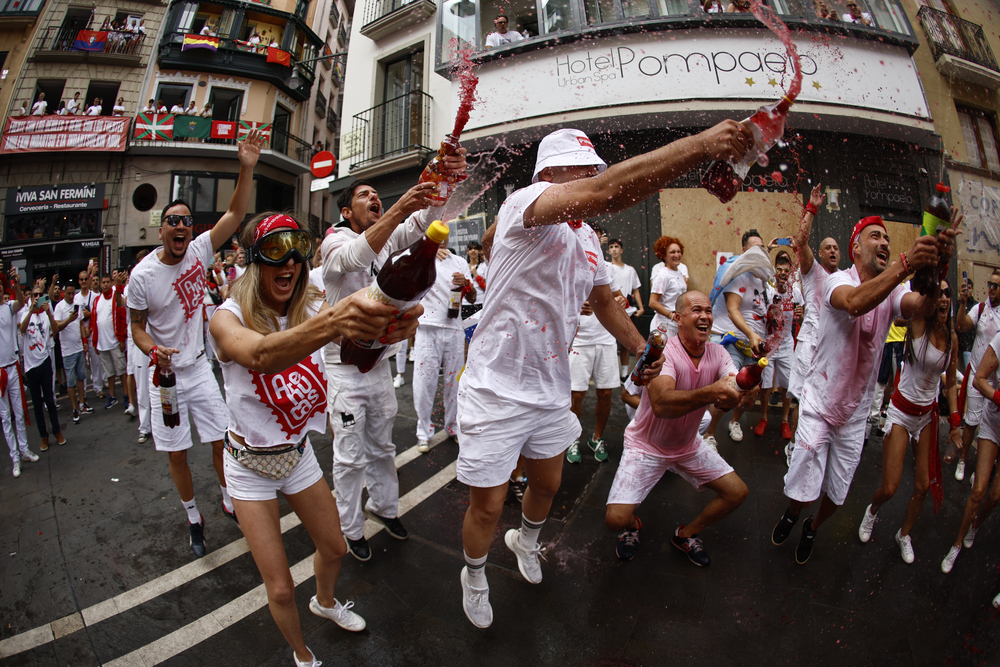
<box><xmin>126</xmin><ymin>130</ymin><xmax>265</xmax><ymax>558</ymax></box>
<box><xmin>954</xmin><ymin>269</ymin><xmax>1000</xmax><ymax>481</ymax></box>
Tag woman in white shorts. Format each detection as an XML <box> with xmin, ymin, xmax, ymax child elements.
<box><xmin>941</xmin><ymin>328</ymin><xmax>1000</xmax><ymax>575</ymax></box>
<box><xmin>857</xmin><ymin>280</ymin><xmax>960</xmax><ymax>564</ymax></box>
<box><xmin>648</xmin><ymin>236</ymin><xmax>688</xmax><ymax>338</ymax></box>
<box><xmin>210</xmin><ymin>213</ymin><xmax>420</xmax><ymax>667</ymax></box>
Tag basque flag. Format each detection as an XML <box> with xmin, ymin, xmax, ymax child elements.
<box><xmin>73</xmin><ymin>30</ymin><xmax>107</xmax><ymax>52</ymax></box>
<box><xmin>266</xmin><ymin>47</ymin><xmax>291</xmax><ymax>67</ymax></box>
<box><xmin>182</xmin><ymin>34</ymin><xmax>220</xmax><ymax>51</ymax></box>
<box><xmin>133</xmin><ymin>113</ymin><xmax>174</xmax><ymax>140</ymax></box>
<box><xmin>238</xmin><ymin>121</ymin><xmax>271</xmax><ymax>141</ymax></box>
<box><xmin>211</xmin><ymin>120</ymin><xmax>237</xmax><ymax>140</ymax></box>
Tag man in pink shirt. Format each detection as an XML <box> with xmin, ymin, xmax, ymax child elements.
<box><xmin>772</xmin><ymin>214</ymin><xmax>961</xmax><ymax>565</ymax></box>
<box><xmin>606</xmin><ymin>290</ymin><xmax>750</xmax><ymax>565</ymax></box>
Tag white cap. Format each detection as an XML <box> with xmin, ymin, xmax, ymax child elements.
<box><xmin>531</xmin><ymin>129</ymin><xmax>607</xmax><ymax>183</ymax></box>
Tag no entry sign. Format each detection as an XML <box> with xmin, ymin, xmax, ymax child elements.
<box><xmin>311</xmin><ymin>151</ymin><xmax>335</xmax><ymax>178</ymax></box>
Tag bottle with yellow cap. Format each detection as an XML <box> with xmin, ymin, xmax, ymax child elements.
<box><xmin>733</xmin><ymin>357</ymin><xmax>768</xmax><ymax>391</ymax></box>
<box><xmin>341</xmin><ymin>220</ymin><xmax>449</xmax><ymax>373</ymax></box>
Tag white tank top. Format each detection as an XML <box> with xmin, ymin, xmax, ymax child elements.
<box><xmin>897</xmin><ymin>333</ymin><xmax>949</xmax><ymax>407</ymax></box>
<box><xmin>217</xmin><ymin>298</ymin><xmax>328</xmax><ymax>448</ymax></box>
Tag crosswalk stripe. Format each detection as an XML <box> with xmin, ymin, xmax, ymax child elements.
<box><xmin>0</xmin><ymin>430</ymin><xmax>454</xmax><ymax>660</ymax></box>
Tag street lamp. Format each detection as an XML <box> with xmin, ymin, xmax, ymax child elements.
<box><xmin>285</xmin><ymin>51</ymin><xmax>349</xmax><ymax>90</ymax></box>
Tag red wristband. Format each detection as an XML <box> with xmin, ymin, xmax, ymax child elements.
<box><xmin>149</xmin><ymin>345</ymin><xmax>158</xmax><ymax>365</ymax></box>
<box><xmin>899</xmin><ymin>252</ymin><xmax>910</xmax><ymax>275</ymax></box>
<box><xmin>949</xmin><ymin>411</ymin><xmax>961</xmax><ymax>428</ymax></box>
<box><xmin>994</xmin><ymin>389</ymin><xmax>1000</xmax><ymax>407</ymax></box>
<box><xmin>804</xmin><ymin>202</ymin><xmax>818</xmax><ymax>215</ymax></box>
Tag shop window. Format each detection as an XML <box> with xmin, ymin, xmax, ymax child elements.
<box><xmin>84</xmin><ymin>81</ymin><xmax>120</xmax><ymax>116</ymax></box>
<box><xmin>957</xmin><ymin>105</ymin><xmax>1000</xmax><ymax>173</ymax></box>
<box><xmin>173</xmin><ymin>175</ymin><xmax>217</xmax><ymax>212</ymax></box>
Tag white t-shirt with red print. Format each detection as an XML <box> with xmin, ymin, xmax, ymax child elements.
<box><xmin>127</xmin><ymin>233</ymin><xmax>213</xmax><ymax>370</ymax></box>
<box><xmin>217</xmin><ymin>299</ymin><xmax>328</xmax><ymax>447</ymax></box>
<box><xmin>711</xmin><ymin>271</ymin><xmax>767</xmax><ymax>341</ymax></box>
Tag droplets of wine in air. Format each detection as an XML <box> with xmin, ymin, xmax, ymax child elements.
<box><xmin>436</xmin><ymin>143</ymin><xmax>509</xmax><ymax>225</ymax></box>
<box><xmin>749</xmin><ymin>0</ymin><xmax>802</xmax><ymax>102</ymax></box>
<box><xmin>449</xmin><ymin>39</ymin><xmax>480</xmax><ymax>138</ymax></box>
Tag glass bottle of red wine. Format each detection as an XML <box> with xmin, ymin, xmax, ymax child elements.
<box><xmin>341</xmin><ymin>221</ymin><xmax>450</xmax><ymax>373</ymax></box>
<box><xmin>418</xmin><ymin>135</ymin><xmax>468</xmax><ymax>203</ymax></box>
<box><xmin>702</xmin><ymin>96</ymin><xmax>794</xmax><ymax>204</ymax></box>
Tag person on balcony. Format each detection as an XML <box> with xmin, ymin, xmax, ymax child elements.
<box><xmin>16</xmin><ymin>101</ymin><xmax>28</xmax><ymax>116</ymax></box>
<box><xmin>86</xmin><ymin>99</ymin><xmax>102</xmax><ymax>116</ymax></box>
<box><xmin>156</xmin><ymin>100</ymin><xmax>168</xmax><ymax>113</ymax></box>
<box><xmin>814</xmin><ymin>0</ymin><xmax>840</xmax><ymax>19</ymax></box>
<box><xmin>185</xmin><ymin>101</ymin><xmax>198</xmax><ymax>115</ymax></box>
<box><xmin>170</xmin><ymin>100</ymin><xmax>186</xmax><ymax>115</ymax></box>
<box><xmin>67</xmin><ymin>92</ymin><xmax>82</xmax><ymax>115</ymax></box>
<box><xmin>703</xmin><ymin>0</ymin><xmax>725</xmax><ymax>12</ymax></box>
<box><xmin>30</xmin><ymin>93</ymin><xmax>47</xmax><ymax>116</ymax></box>
<box><xmin>142</xmin><ymin>99</ymin><xmax>156</xmax><ymax>114</ymax></box>
<box><xmin>485</xmin><ymin>15</ymin><xmax>524</xmax><ymax>48</ymax></box>
<box><xmin>55</xmin><ymin>101</ymin><xmax>68</xmax><ymax>116</ymax></box>
<box><xmin>725</xmin><ymin>0</ymin><xmax>750</xmax><ymax>11</ymax></box>
<box><xmin>200</xmin><ymin>21</ymin><xmax>217</xmax><ymax>36</ymax></box>
<box><xmin>842</xmin><ymin>0</ymin><xmax>873</xmax><ymax>24</ymax></box>
<box><xmin>201</xmin><ymin>103</ymin><xmax>213</xmax><ymax>118</ymax></box>
<box><xmin>113</xmin><ymin>98</ymin><xmax>126</xmax><ymax>116</ymax></box>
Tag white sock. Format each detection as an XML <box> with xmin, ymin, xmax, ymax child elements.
<box><xmin>220</xmin><ymin>485</ymin><xmax>233</xmax><ymax>513</ymax></box>
<box><xmin>182</xmin><ymin>497</ymin><xmax>201</xmax><ymax>524</ymax></box>
<box><xmin>519</xmin><ymin>514</ymin><xmax>545</xmax><ymax>549</ymax></box>
<box><xmin>464</xmin><ymin>551</ymin><xmax>488</xmax><ymax>587</ymax></box>
<box><xmin>621</xmin><ymin>364</ymin><xmax>628</xmax><ymax>376</ymax></box>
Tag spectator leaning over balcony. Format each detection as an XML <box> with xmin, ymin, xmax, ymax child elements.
<box><xmin>66</xmin><ymin>92</ymin><xmax>82</xmax><ymax>115</ymax></box>
<box><xmin>136</xmin><ymin>19</ymin><xmax>147</xmax><ymax>35</ymax></box>
<box><xmin>156</xmin><ymin>100</ymin><xmax>168</xmax><ymax>113</ymax></box>
<box><xmin>185</xmin><ymin>101</ymin><xmax>198</xmax><ymax>115</ymax></box>
<box><xmin>142</xmin><ymin>99</ymin><xmax>156</xmax><ymax>114</ymax></box>
<box><xmin>703</xmin><ymin>0</ymin><xmax>725</xmax><ymax>12</ymax></box>
<box><xmin>31</xmin><ymin>93</ymin><xmax>47</xmax><ymax>116</ymax></box>
<box><xmin>16</xmin><ymin>101</ymin><xmax>28</xmax><ymax>116</ymax></box>
<box><xmin>170</xmin><ymin>100</ymin><xmax>186</xmax><ymax>115</ymax></box>
<box><xmin>55</xmin><ymin>101</ymin><xmax>68</xmax><ymax>116</ymax></box>
<box><xmin>113</xmin><ymin>98</ymin><xmax>126</xmax><ymax>116</ymax></box>
<box><xmin>842</xmin><ymin>0</ymin><xmax>873</xmax><ymax>24</ymax></box>
<box><xmin>87</xmin><ymin>99</ymin><xmax>102</xmax><ymax>115</ymax></box>
<box><xmin>726</xmin><ymin>0</ymin><xmax>750</xmax><ymax>10</ymax></box>
<box><xmin>201</xmin><ymin>103</ymin><xmax>213</xmax><ymax>118</ymax></box>
<box><xmin>485</xmin><ymin>15</ymin><xmax>524</xmax><ymax>48</ymax></box>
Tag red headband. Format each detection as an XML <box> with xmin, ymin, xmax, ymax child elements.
<box><xmin>254</xmin><ymin>214</ymin><xmax>298</xmax><ymax>244</ymax></box>
<box><xmin>848</xmin><ymin>216</ymin><xmax>885</xmax><ymax>263</ymax></box>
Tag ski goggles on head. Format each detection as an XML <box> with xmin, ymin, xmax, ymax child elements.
<box><xmin>248</xmin><ymin>229</ymin><xmax>313</xmax><ymax>266</ymax></box>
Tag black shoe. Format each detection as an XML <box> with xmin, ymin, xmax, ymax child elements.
<box><xmin>795</xmin><ymin>517</ymin><xmax>816</xmax><ymax>565</ymax></box>
<box><xmin>72</xmin><ymin>410</ymin><xmax>80</xmax><ymax>425</ymax></box>
<box><xmin>771</xmin><ymin>509</ymin><xmax>799</xmax><ymax>546</ymax></box>
<box><xmin>616</xmin><ymin>517</ymin><xmax>641</xmax><ymax>561</ymax></box>
<box><xmin>189</xmin><ymin>518</ymin><xmax>206</xmax><ymax>558</ymax></box>
<box><xmin>80</xmin><ymin>403</ymin><xmax>94</xmax><ymax>415</ymax></box>
<box><xmin>508</xmin><ymin>477</ymin><xmax>527</xmax><ymax>503</ymax></box>
<box><xmin>364</xmin><ymin>509</ymin><xmax>408</xmax><ymax>540</ymax></box>
<box><xmin>346</xmin><ymin>536</ymin><xmax>371</xmax><ymax>561</ymax></box>
<box><xmin>222</xmin><ymin>503</ymin><xmax>239</xmax><ymax>525</ymax></box>
<box><xmin>671</xmin><ymin>526</ymin><xmax>710</xmax><ymax>567</ymax></box>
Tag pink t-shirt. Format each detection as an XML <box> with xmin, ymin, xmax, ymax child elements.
<box><xmin>624</xmin><ymin>336</ymin><xmax>736</xmax><ymax>458</ymax></box>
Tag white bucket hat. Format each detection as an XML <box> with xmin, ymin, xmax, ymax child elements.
<box><xmin>531</xmin><ymin>129</ymin><xmax>608</xmax><ymax>183</ymax></box>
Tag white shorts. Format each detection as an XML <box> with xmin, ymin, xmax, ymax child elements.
<box><xmin>784</xmin><ymin>406</ymin><xmax>866</xmax><ymax>506</ymax></box>
<box><xmin>128</xmin><ymin>340</ymin><xmax>144</xmax><ymax>373</ymax></box>
<box><xmin>607</xmin><ymin>438</ymin><xmax>734</xmax><ymax>505</ymax></box>
<box><xmin>149</xmin><ymin>355</ymin><xmax>227</xmax><ymax>452</ymax></box>
<box><xmin>786</xmin><ymin>339</ymin><xmax>816</xmax><ymax>401</ymax></box>
<box><xmin>965</xmin><ymin>385</ymin><xmax>984</xmax><ymax>427</ymax></box>
<box><xmin>979</xmin><ymin>408</ymin><xmax>1000</xmax><ymax>444</ymax></box>
<box><xmin>762</xmin><ymin>354</ymin><xmax>792</xmax><ymax>391</ymax></box>
<box><xmin>457</xmin><ymin>384</ymin><xmax>581</xmax><ymax>488</ymax></box>
<box><xmin>883</xmin><ymin>401</ymin><xmax>934</xmax><ymax>437</ymax></box>
<box><xmin>223</xmin><ymin>438</ymin><xmax>324</xmax><ymax>501</ymax></box>
<box><xmin>99</xmin><ymin>345</ymin><xmax>127</xmax><ymax>377</ymax></box>
<box><xmin>570</xmin><ymin>343</ymin><xmax>621</xmax><ymax>391</ymax></box>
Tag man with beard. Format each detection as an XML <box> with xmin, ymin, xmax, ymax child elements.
<box><xmin>127</xmin><ymin>131</ymin><xmax>264</xmax><ymax>557</ymax></box>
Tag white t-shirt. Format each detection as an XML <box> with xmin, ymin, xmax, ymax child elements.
<box><xmin>308</xmin><ymin>266</ymin><xmax>324</xmax><ymax>293</ymax></box>
<box><xmin>574</xmin><ymin>264</ymin><xmax>620</xmax><ymax>347</ymax></box>
<box><xmin>170</xmin><ymin>104</ymin><xmax>186</xmax><ymax>114</ymax></box>
<box><xmin>968</xmin><ymin>298</ymin><xmax>1000</xmax><ymax>371</ymax></box>
<box><xmin>86</xmin><ymin>105</ymin><xmax>102</xmax><ymax>116</ymax></box>
<box><xmin>66</xmin><ymin>98</ymin><xmax>82</xmax><ymax>114</ymax></box>
<box><xmin>0</xmin><ymin>301</ymin><xmax>20</xmax><ymax>366</ymax></box>
<box><xmin>650</xmin><ymin>267</ymin><xmax>687</xmax><ymax>331</ymax></box>
<box><xmin>651</xmin><ymin>261</ymin><xmax>689</xmax><ymax>285</ymax></box>
<box><xmin>796</xmin><ymin>263</ymin><xmax>835</xmax><ymax>349</ymax></box>
<box><xmin>93</xmin><ymin>292</ymin><xmax>118</xmax><ymax>352</ymax></box>
<box><xmin>470</xmin><ymin>261</ymin><xmax>488</xmax><ymax>306</ymax></box>
<box><xmin>141</xmin><ymin>105</ymin><xmax>155</xmax><ymax>114</ymax></box>
<box><xmin>801</xmin><ymin>266</ymin><xmax>908</xmax><ymax>427</ymax></box>
<box><xmin>764</xmin><ymin>282</ymin><xmax>803</xmax><ymax>359</ymax></box>
<box><xmin>623</xmin><ymin>375</ymin><xmax>642</xmax><ymax>421</ymax></box>
<box><xmin>127</xmin><ymin>233</ymin><xmax>214</xmax><ymax>370</ymax></box>
<box><xmin>113</xmin><ymin>104</ymin><xmax>126</xmax><ymax>116</ymax></box>
<box><xmin>31</xmin><ymin>101</ymin><xmax>47</xmax><ymax>115</ymax></box>
<box><xmin>53</xmin><ymin>299</ymin><xmax>83</xmax><ymax>357</ymax></box>
<box><xmin>711</xmin><ymin>272</ymin><xmax>767</xmax><ymax>341</ymax></box>
<box><xmin>418</xmin><ymin>252</ymin><xmax>472</xmax><ymax>330</ymax></box>
<box><xmin>485</xmin><ymin>30</ymin><xmax>525</xmax><ymax>47</ymax></box>
<box><xmin>463</xmin><ymin>181</ymin><xmax>612</xmax><ymax>409</ymax></box>
<box><xmin>986</xmin><ymin>332</ymin><xmax>1000</xmax><ymax>421</ymax></box>
<box><xmin>609</xmin><ymin>261</ymin><xmax>641</xmax><ymax>315</ymax></box>
<box><xmin>73</xmin><ymin>290</ymin><xmax>93</xmax><ymax>328</ymax></box>
<box><xmin>22</xmin><ymin>311</ymin><xmax>53</xmax><ymax>371</ymax></box>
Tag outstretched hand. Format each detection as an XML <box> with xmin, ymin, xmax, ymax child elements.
<box><xmin>237</xmin><ymin>129</ymin><xmax>264</xmax><ymax>169</ymax></box>
<box><xmin>808</xmin><ymin>182</ymin><xmax>825</xmax><ymax>210</ymax></box>
<box><xmin>698</xmin><ymin>120</ymin><xmax>754</xmax><ymax>163</ymax></box>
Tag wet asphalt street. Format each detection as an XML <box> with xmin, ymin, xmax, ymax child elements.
<box><xmin>0</xmin><ymin>364</ymin><xmax>998</xmax><ymax>667</ymax></box>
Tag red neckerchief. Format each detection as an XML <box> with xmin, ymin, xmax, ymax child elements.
<box><xmin>568</xmin><ymin>220</ymin><xmax>583</xmax><ymax>229</ymax></box>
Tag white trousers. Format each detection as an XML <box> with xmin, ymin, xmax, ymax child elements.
<box><xmin>395</xmin><ymin>339</ymin><xmax>408</xmax><ymax>375</ymax></box>
<box><xmin>413</xmin><ymin>325</ymin><xmax>464</xmax><ymax>441</ymax></box>
<box><xmin>87</xmin><ymin>342</ymin><xmax>105</xmax><ymax>392</ymax></box>
<box><xmin>130</xmin><ymin>340</ymin><xmax>151</xmax><ymax>435</ymax></box>
<box><xmin>326</xmin><ymin>361</ymin><xmax>400</xmax><ymax>540</ymax></box>
<box><xmin>0</xmin><ymin>364</ymin><xmax>29</xmax><ymax>462</ymax></box>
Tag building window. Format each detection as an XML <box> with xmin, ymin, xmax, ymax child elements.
<box><xmin>34</xmin><ymin>79</ymin><xmax>66</xmax><ymax>112</ymax></box>
<box><xmin>84</xmin><ymin>81</ymin><xmax>121</xmax><ymax>116</ymax></box>
<box><xmin>957</xmin><ymin>105</ymin><xmax>1000</xmax><ymax>173</ymax></box>
<box><xmin>155</xmin><ymin>83</ymin><xmax>193</xmax><ymax>110</ymax></box>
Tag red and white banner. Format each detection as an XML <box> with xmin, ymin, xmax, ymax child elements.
<box><xmin>1</xmin><ymin>115</ymin><xmax>130</xmax><ymax>154</ymax></box>
<box><xmin>211</xmin><ymin>120</ymin><xmax>237</xmax><ymax>140</ymax></box>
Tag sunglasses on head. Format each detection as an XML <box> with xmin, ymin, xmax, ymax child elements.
<box><xmin>248</xmin><ymin>229</ymin><xmax>313</xmax><ymax>266</ymax></box>
<box><xmin>163</xmin><ymin>214</ymin><xmax>194</xmax><ymax>227</ymax></box>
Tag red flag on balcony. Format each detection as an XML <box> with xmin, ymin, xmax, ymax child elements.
<box><xmin>238</xmin><ymin>121</ymin><xmax>272</xmax><ymax>141</ymax></box>
<box><xmin>73</xmin><ymin>30</ymin><xmax>107</xmax><ymax>52</ymax></box>
<box><xmin>211</xmin><ymin>120</ymin><xmax>238</xmax><ymax>140</ymax></box>
<box><xmin>133</xmin><ymin>113</ymin><xmax>174</xmax><ymax>140</ymax></box>
<box><xmin>182</xmin><ymin>34</ymin><xmax>220</xmax><ymax>51</ymax></box>
<box><xmin>266</xmin><ymin>47</ymin><xmax>291</xmax><ymax>67</ymax></box>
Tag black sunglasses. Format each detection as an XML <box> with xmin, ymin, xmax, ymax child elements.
<box><xmin>989</xmin><ymin>281</ymin><xmax>1000</xmax><ymax>290</ymax></box>
<box><xmin>248</xmin><ymin>230</ymin><xmax>314</xmax><ymax>267</ymax></box>
<box><xmin>163</xmin><ymin>214</ymin><xmax>194</xmax><ymax>227</ymax></box>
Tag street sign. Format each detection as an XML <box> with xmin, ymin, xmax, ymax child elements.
<box><xmin>311</xmin><ymin>151</ymin><xmax>335</xmax><ymax>178</ymax></box>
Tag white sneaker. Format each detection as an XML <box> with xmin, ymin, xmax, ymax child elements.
<box><xmin>941</xmin><ymin>545</ymin><xmax>961</xmax><ymax>573</ymax></box>
<box><xmin>703</xmin><ymin>435</ymin><xmax>718</xmax><ymax>453</ymax></box>
<box><xmin>293</xmin><ymin>646</ymin><xmax>322</xmax><ymax>667</ymax></box>
<box><xmin>955</xmin><ymin>459</ymin><xmax>966</xmax><ymax>481</ymax></box>
<box><xmin>308</xmin><ymin>596</ymin><xmax>365</xmax><ymax>632</ymax></box>
<box><xmin>963</xmin><ymin>524</ymin><xmax>978</xmax><ymax>549</ymax></box>
<box><xmin>392</xmin><ymin>374</ymin><xmax>404</xmax><ymax>389</ymax></box>
<box><xmin>895</xmin><ymin>530</ymin><xmax>914</xmax><ymax>564</ymax></box>
<box><xmin>460</xmin><ymin>566</ymin><xmax>493</xmax><ymax>628</ymax></box>
<box><xmin>417</xmin><ymin>439</ymin><xmax>430</xmax><ymax>453</ymax></box>
<box><xmin>125</xmin><ymin>404</ymin><xmax>137</xmax><ymax>417</ymax></box>
<box><xmin>20</xmin><ymin>449</ymin><xmax>39</xmax><ymax>463</ymax></box>
<box><xmin>993</xmin><ymin>591</ymin><xmax>1000</xmax><ymax>609</ymax></box>
<box><xmin>784</xmin><ymin>441</ymin><xmax>794</xmax><ymax>467</ymax></box>
<box><xmin>858</xmin><ymin>505</ymin><xmax>877</xmax><ymax>543</ymax></box>
<box><xmin>728</xmin><ymin>420</ymin><xmax>743</xmax><ymax>442</ymax></box>
<box><xmin>12</xmin><ymin>459</ymin><xmax>20</xmax><ymax>478</ymax></box>
<box><xmin>504</xmin><ymin>528</ymin><xmax>545</xmax><ymax>584</ymax></box>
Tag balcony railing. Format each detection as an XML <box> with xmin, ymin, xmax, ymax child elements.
<box><xmin>349</xmin><ymin>90</ymin><xmax>431</xmax><ymax>170</ymax></box>
<box><xmin>271</xmin><ymin>125</ymin><xmax>313</xmax><ymax>163</ymax></box>
<box><xmin>0</xmin><ymin>0</ymin><xmax>45</xmax><ymax>17</ymax></box>
<box><xmin>128</xmin><ymin>117</ymin><xmax>313</xmax><ymax>165</ymax></box>
<box><xmin>315</xmin><ymin>90</ymin><xmax>327</xmax><ymax>118</ymax></box>
<box><xmin>917</xmin><ymin>5</ymin><xmax>998</xmax><ymax>73</ymax></box>
<box><xmin>338</xmin><ymin>22</ymin><xmax>347</xmax><ymax>46</ymax></box>
<box><xmin>329</xmin><ymin>1</ymin><xmax>340</xmax><ymax>27</ymax></box>
<box><xmin>35</xmin><ymin>25</ymin><xmax>145</xmax><ymax>59</ymax></box>
<box><xmin>326</xmin><ymin>105</ymin><xmax>337</xmax><ymax>131</ymax></box>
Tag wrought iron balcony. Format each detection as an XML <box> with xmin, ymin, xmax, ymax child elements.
<box><xmin>326</xmin><ymin>105</ymin><xmax>337</xmax><ymax>131</ymax></box>
<box><xmin>32</xmin><ymin>26</ymin><xmax>146</xmax><ymax>66</ymax></box>
<box><xmin>315</xmin><ymin>90</ymin><xmax>327</xmax><ymax>118</ymax></box>
<box><xmin>0</xmin><ymin>0</ymin><xmax>45</xmax><ymax>25</ymax></box>
<box><xmin>917</xmin><ymin>6</ymin><xmax>999</xmax><ymax>82</ymax></box>
<box><xmin>348</xmin><ymin>90</ymin><xmax>431</xmax><ymax>173</ymax></box>
<box><xmin>360</xmin><ymin>0</ymin><xmax>434</xmax><ymax>41</ymax></box>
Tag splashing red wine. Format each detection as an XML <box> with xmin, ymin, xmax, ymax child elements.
<box><xmin>749</xmin><ymin>0</ymin><xmax>802</xmax><ymax>102</ymax></box>
<box><xmin>450</xmin><ymin>40</ymin><xmax>479</xmax><ymax>138</ymax></box>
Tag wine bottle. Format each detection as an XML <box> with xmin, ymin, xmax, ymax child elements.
<box><xmin>630</xmin><ymin>326</ymin><xmax>667</xmax><ymax>386</ymax></box>
<box><xmin>734</xmin><ymin>357</ymin><xmax>768</xmax><ymax>391</ymax></box>
<box><xmin>418</xmin><ymin>135</ymin><xmax>468</xmax><ymax>203</ymax></box>
<box><xmin>159</xmin><ymin>366</ymin><xmax>180</xmax><ymax>428</ymax></box>
<box><xmin>911</xmin><ymin>182</ymin><xmax>951</xmax><ymax>296</ymax></box>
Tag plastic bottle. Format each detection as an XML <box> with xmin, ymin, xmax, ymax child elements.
<box><xmin>702</xmin><ymin>96</ymin><xmax>793</xmax><ymax>204</ymax></box>
<box><xmin>630</xmin><ymin>326</ymin><xmax>667</xmax><ymax>386</ymax></box>
<box><xmin>911</xmin><ymin>182</ymin><xmax>951</xmax><ymax>295</ymax></box>
<box><xmin>159</xmin><ymin>366</ymin><xmax>180</xmax><ymax>428</ymax></box>
<box><xmin>341</xmin><ymin>221</ymin><xmax>450</xmax><ymax>373</ymax></box>
<box><xmin>418</xmin><ymin>135</ymin><xmax>468</xmax><ymax>203</ymax></box>
<box><xmin>734</xmin><ymin>357</ymin><xmax>768</xmax><ymax>391</ymax></box>
<box><xmin>448</xmin><ymin>283</ymin><xmax>462</xmax><ymax>319</ymax></box>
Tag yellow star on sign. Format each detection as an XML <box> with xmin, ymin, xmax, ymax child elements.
<box><xmin>812</xmin><ymin>80</ymin><xmax>822</xmax><ymax>90</ymax></box>
<box><xmin>768</xmin><ymin>78</ymin><xmax>779</xmax><ymax>87</ymax></box>
<box><xmin>745</xmin><ymin>77</ymin><xmax>755</xmax><ymax>86</ymax></box>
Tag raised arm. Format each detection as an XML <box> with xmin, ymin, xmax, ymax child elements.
<box><xmin>955</xmin><ymin>281</ymin><xmax>975</xmax><ymax>333</ymax></box>
<box><xmin>793</xmin><ymin>184</ymin><xmax>824</xmax><ymax>276</ymax></box>
<box><xmin>209</xmin><ymin>130</ymin><xmax>264</xmax><ymax>251</ymax></box>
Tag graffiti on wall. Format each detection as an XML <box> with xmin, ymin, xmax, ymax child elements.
<box><xmin>958</xmin><ymin>179</ymin><xmax>1000</xmax><ymax>253</ymax></box>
